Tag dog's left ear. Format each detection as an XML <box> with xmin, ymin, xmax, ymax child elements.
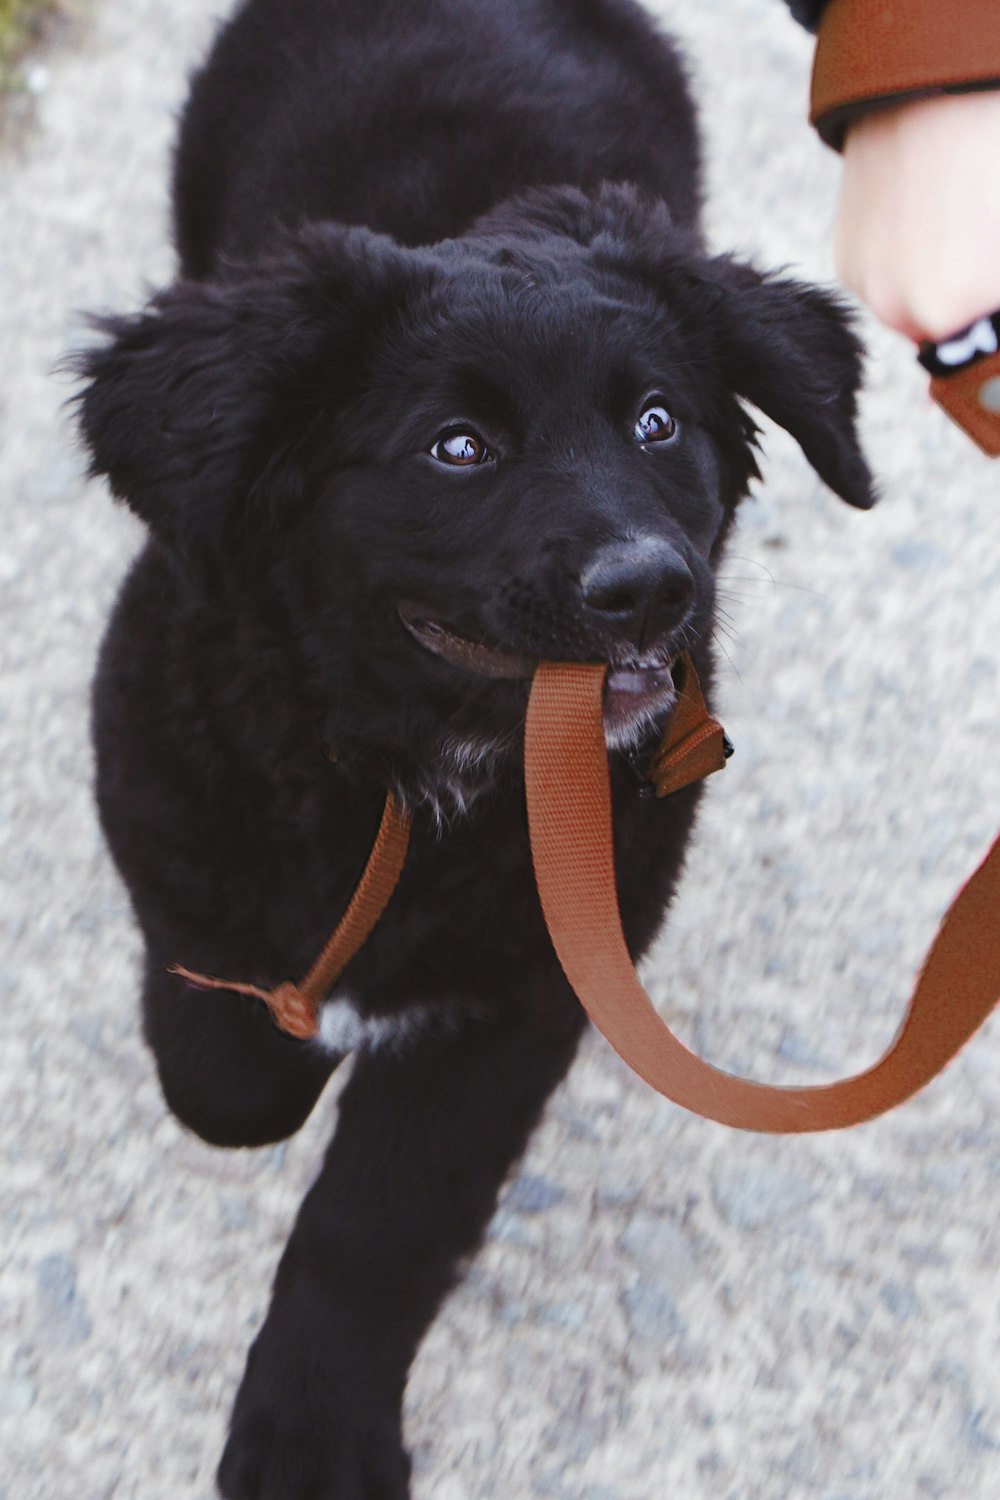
<box><xmin>73</xmin><ymin>225</ymin><xmax>419</xmax><ymax>569</ymax></box>
<box><xmin>697</xmin><ymin>257</ymin><xmax>876</xmax><ymax>510</ymax></box>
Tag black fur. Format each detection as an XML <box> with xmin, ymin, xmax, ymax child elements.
<box><xmin>75</xmin><ymin>2</ymin><xmax>873</xmax><ymax>1495</ymax></box>
<box><xmin>785</xmin><ymin>0</ymin><xmax>828</xmax><ymax>31</ymax></box>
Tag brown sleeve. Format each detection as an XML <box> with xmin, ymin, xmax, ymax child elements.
<box><xmin>810</xmin><ymin>0</ymin><xmax>1000</xmax><ymax>150</ymax></box>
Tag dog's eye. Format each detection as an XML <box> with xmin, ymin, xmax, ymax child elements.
<box><xmin>634</xmin><ymin>404</ymin><xmax>677</xmax><ymax>445</ymax></box>
<box><xmin>429</xmin><ymin>429</ymin><xmax>493</xmax><ymax>467</ymax></box>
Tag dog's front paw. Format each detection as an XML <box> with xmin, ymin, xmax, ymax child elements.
<box><xmin>217</xmin><ymin>1301</ymin><xmax>411</xmax><ymax>1500</ymax></box>
<box><xmin>218</xmin><ymin>1403</ymin><xmax>410</xmax><ymax>1500</ymax></box>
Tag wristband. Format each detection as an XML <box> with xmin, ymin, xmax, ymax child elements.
<box><xmin>810</xmin><ymin>0</ymin><xmax>1000</xmax><ymax>151</ymax></box>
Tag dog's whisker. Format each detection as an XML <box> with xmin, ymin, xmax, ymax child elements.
<box><xmin>711</xmin><ymin>628</ymin><xmax>743</xmax><ymax>682</ymax></box>
<box><xmin>720</xmin><ymin>559</ymin><xmax>828</xmax><ymax>598</ymax></box>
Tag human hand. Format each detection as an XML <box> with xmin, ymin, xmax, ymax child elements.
<box><xmin>834</xmin><ymin>91</ymin><xmax>1000</xmax><ymax>343</ymax></box>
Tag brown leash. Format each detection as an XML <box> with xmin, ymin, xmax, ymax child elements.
<box><xmin>173</xmin><ymin>653</ymin><xmax>1000</xmax><ymax>1131</ymax></box>
<box><xmin>525</xmin><ymin>660</ymin><xmax>1000</xmax><ymax>1131</ymax></box>
<box><xmin>171</xmin><ymin>792</ymin><xmax>411</xmax><ymax>1039</ymax></box>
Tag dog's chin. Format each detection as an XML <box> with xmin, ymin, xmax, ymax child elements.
<box><xmin>603</xmin><ymin>665</ymin><xmax>678</xmax><ymax>752</ymax></box>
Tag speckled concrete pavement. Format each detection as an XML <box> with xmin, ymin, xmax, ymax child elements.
<box><xmin>2</xmin><ymin>3</ymin><xmax>998</xmax><ymax>1498</ymax></box>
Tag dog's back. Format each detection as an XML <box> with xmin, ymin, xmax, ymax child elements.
<box><xmin>174</xmin><ymin>0</ymin><xmax>702</xmax><ymax>275</ymax></box>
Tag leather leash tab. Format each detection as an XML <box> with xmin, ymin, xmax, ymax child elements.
<box><xmin>929</xmin><ymin>353</ymin><xmax>1000</xmax><ymax>458</ymax></box>
<box><xmin>525</xmin><ymin>657</ymin><xmax>1000</xmax><ymax>1132</ymax></box>
<box><xmin>170</xmin><ymin>791</ymin><xmax>411</xmax><ymax>1040</ymax></box>
<box><xmin>919</xmin><ymin>315</ymin><xmax>1000</xmax><ymax>456</ymax></box>
<box><xmin>648</xmin><ymin>654</ymin><xmax>731</xmax><ymax>797</ymax></box>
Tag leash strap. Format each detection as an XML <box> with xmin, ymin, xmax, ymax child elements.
<box><xmin>525</xmin><ymin>659</ymin><xmax>1000</xmax><ymax>1131</ymax></box>
<box><xmin>171</xmin><ymin>792</ymin><xmax>411</xmax><ymax>1040</ymax></box>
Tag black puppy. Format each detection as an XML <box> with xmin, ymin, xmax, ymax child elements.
<box><xmin>76</xmin><ymin>1</ymin><xmax>873</xmax><ymax>1495</ymax></box>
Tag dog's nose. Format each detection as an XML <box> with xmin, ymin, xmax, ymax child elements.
<box><xmin>579</xmin><ymin>539</ymin><xmax>694</xmax><ymax>642</ymax></box>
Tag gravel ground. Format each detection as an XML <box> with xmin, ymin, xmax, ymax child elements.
<box><xmin>1</xmin><ymin>3</ymin><xmax>998</xmax><ymax>1498</ymax></box>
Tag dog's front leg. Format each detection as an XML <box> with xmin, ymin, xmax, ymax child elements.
<box><xmin>217</xmin><ymin>996</ymin><xmax>586</xmax><ymax>1500</ymax></box>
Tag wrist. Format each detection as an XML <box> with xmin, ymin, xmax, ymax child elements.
<box><xmin>836</xmin><ymin>92</ymin><xmax>1000</xmax><ymax>342</ymax></box>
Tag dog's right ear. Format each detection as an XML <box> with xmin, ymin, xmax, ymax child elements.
<box><xmin>73</xmin><ymin>227</ymin><xmax>418</xmax><ymax>567</ymax></box>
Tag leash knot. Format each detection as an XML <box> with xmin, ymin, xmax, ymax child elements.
<box><xmin>267</xmin><ymin>982</ymin><xmax>320</xmax><ymax>1041</ymax></box>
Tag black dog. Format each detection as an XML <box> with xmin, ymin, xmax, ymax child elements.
<box><xmin>76</xmin><ymin>1</ymin><xmax>873</xmax><ymax>1494</ymax></box>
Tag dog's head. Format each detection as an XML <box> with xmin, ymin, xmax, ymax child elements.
<box><xmin>77</xmin><ymin>184</ymin><xmax>873</xmax><ymax>812</ymax></box>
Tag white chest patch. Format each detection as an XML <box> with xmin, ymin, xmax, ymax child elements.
<box><xmin>315</xmin><ymin>995</ymin><xmax>439</xmax><ymax>1056</ymax></box>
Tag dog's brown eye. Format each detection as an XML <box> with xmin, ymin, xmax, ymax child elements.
<box><xmin>429</xmin><ymin>429</ymin><xmax>492</xmax><ymax>467</ymax></box>
<box><xmin>634</xmin><ymin>404</ymin><xmax>677</xmax><ymax>445</ymax></box>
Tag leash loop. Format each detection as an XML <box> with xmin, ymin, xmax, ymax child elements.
<box><xmin>524</xmin><ymin>656</ymin><xmax>1000</xmax><ymax>1132</ymax></box>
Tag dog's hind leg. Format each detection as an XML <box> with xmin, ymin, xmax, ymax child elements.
<box><xmin>142</xmin><ymin>957</ymin><xmax>339</xmax><ymax>1148</ymax></box>
<box><xmin>216</xmin><ymin>995</ymin><xmax>587</xmax><ymax>1500</ymax></box>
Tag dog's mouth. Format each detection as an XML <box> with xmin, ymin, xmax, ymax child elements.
<box><xmin>398</xmin><ymin>605</ymin><xmax>680</xmax><ymax>741</ymax></box>
<box><xmin>399</xmin><ymin>607</ymin><xmax>535</xmax><ymax>680</ymax></box>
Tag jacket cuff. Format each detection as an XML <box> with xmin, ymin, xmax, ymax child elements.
<box><xmin>810</xmin><ymin>0</ymin><xmax>1000</xmax><ymax>150</ymax></box>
